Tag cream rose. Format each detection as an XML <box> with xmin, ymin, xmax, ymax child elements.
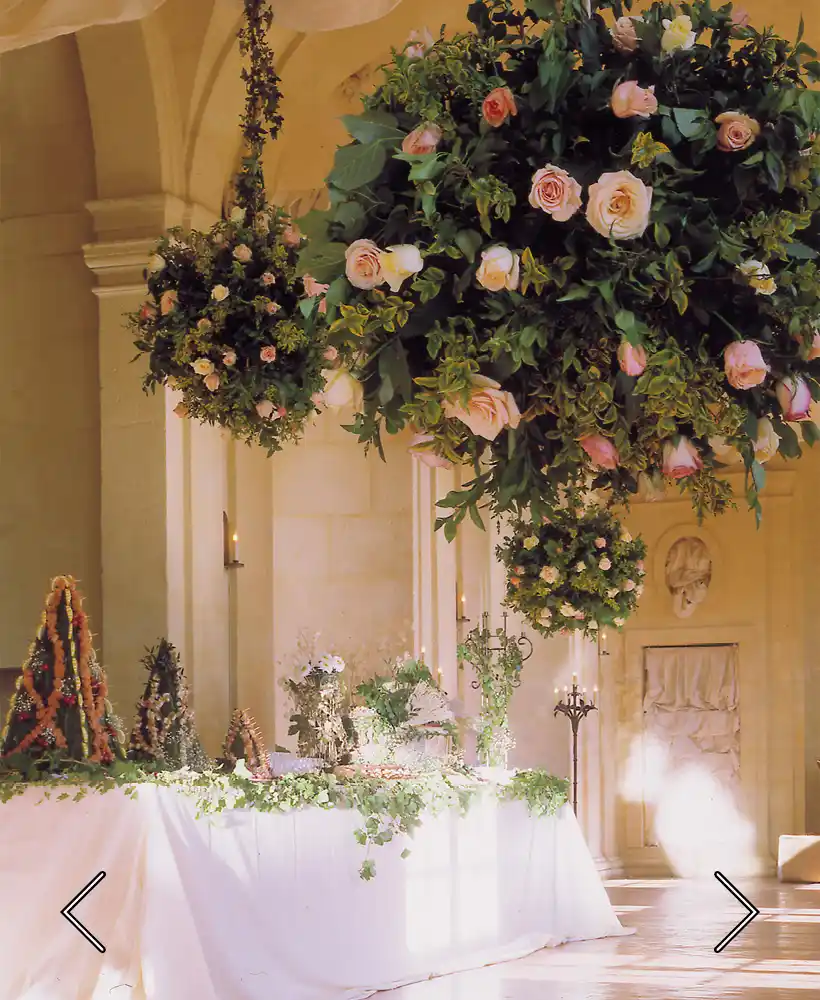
<box><xmin>402</xmin><ymin>123</ymin><xmax>442</xmax><ymax>155</ymax></box>
<box><xmin>222</xmin><ymin>350</ymin><xmax>237</xmax><ymax>367</ymax></box>
<box><xmin>233</xmin><ymin>244</ymin><xmax>252</xmax><ymax>263</ymax></box>
<box><xmin>737</xmin><ymin>259</ymin><xmax>776</xmax><ymax>296</ymax></box>
<box><xmin>611</xmin><ymin>81</ymin><xmax>658</xmax><ymax>120</ymax></box>
<box><xmin>345</xmin><ymin>238</ymin><xmax>384</xmax><ymax>290</ymax></box>
<box><xmin>211</xmin><ymin>284</ymin><xmax>229</xmax><ymax>302</ymax></box>
<box><xmin>528</xmin><ymin>164</ymin><xmax>582</xmax><ymax>222</ymax></box>
<box><xmin>191</xmin><ymin>358</ymin><xmax>215</xmax><ymax>377</ymax></box>
<box><xmin>408</xmin><ymin>433</ymin><xmax>452</xmax><ymax>469</ymax></box>
<box><xmin>204</xmin><ymin>372</ymin><xmax>220</xmax><ymax>393</ymax></box>
<box><xmin>715</xmin><ymin>112</ymin><xmax>760</xmax><ymax>152</ymax></box>
<box><xmin>709</xmin><ymin>436</ymin><xmax>742</xmax><ymax>465</ymax></box>
<box><xmin>381</xmin><ymin>245</ymin><xmax>424</xmax><ymax>292</ymax></box>
<box><xmin>754</xmin><ymin>417</ymin><xmax>780</xmax><ymax>463</ymax></box>
<box><xmin>661</xmin><ymin>14</ymin><xmax>696</xmax><ymax>52</ymax></box>
<box><xmin>173</xmin><ymin>402</ymin><xmax>189</xmax><ymax>419</ymax></box>
<box><xmin>586</xmin><ymin>170</ymin><xmax>652</xmax><ymax>240</ymax></box>
<box><xmin>197</xmin><ymin>318</ymin><xmax>212</xmax><ymax>333</ymax></box>
<box><xmin>724</xmin><ymin>340</ymin><xmax>768</xmax><ymax>389</ymax></box>
<box><xmin>159</xmin><ymin>290</ymin><xmax>178</xmax><ymax>315</ymax></box>
<box><xmin>230</xmin><ymin>206</ymin><xmax>246</xmax><ymax>223</ymax></box>
<box><xmin>637</xmin><ymin>470</ymin><xmax>666</xmax><ymax>501</ymax></box>
<box><xmin>482</xmin><ymin>87</ymin><xmax>517</xmax><ymax>128</ymax></box>
<box><xmin>476</xmin><ymin>245</ymin><xmax>520</xmax><ymax>292</ymax></box>
<box><xmin>321</xmin><ymin>368</ymin><xmax>363</xmax><ymax>410</ymax></box>
<box><xmin>611</xmin><ymin>16</ymin><xmax>640</xmax><ymax>54</ymax></box>
<box><xmin>443</xmin><ymin>374</ymin><xmax>521</xmax><ymax>441</ymax></box>
<box><xmin>149</xmin><ymin>254</ymin><xmax>165</xmax><ymax>273</ymax></box>
<box><xmin>540</xmin><ymin>566</ymin><xmax>559</xmax><ymax>584</ymax></box>
<box><xmin>599</xmin><ymin>557</ymin><xmax>612</xmax><ymax>571</ymax></box>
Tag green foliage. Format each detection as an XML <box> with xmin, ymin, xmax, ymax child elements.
<box><xmin>499</xmin><ymin>769</ymin><xmax>570</xmax><ymax>817</ymax></box>
<box><xmin>302</xmin><ymin>0</ymin><xmax>820</xmax><ymax>527</ymax></box>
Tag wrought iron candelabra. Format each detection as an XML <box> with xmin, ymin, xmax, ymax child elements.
<box><xmin>468</xmin><ymin>612</ymin><xmax>534</xmax><ymax>691</ymax></box>
<box><xmin>553</xmin><ymin>678</ymin><xmax>597</xmax><ymax>815</ymax></box>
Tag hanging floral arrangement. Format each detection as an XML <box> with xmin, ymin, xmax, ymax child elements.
<box><xmin>130</xmin><ymin>0</ymin><xmax>329</xmax><ymax>453</ymax></box>
<box><xmin>497</xmin><ymin>506</ymin><xmax>647</xmax><ymax>639</ymax></box>
<box><xmin>299</xmin><ymin>0</ymin><xmax>820</xmax><ymax>530</ymax></box>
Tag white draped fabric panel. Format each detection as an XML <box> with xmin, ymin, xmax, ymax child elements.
<box><xmin>643</xmin><ymin>644</ymin><xmax>740</xmax><ymax>850</ymax></box>
<box><xmin>0</xmin><ymin>784</ymin><xmax>628</xmax><ymax>1000</ymax></box>
<box><xmin>0</xmin><ymin>0</ymin><xmax>403</xmax><ymax>54</ymax></box>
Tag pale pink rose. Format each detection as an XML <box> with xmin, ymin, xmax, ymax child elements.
<box><xmin>160</xmin><ymin>290</ymin><xmax>178</xmax><ymax>315</ymax></box>
<box><xmin>724</xmin><ymin>341</ymin><xmax>768</xmax><ymax>389</ymax></box>
<box><xmin>482</xmin><ymin>87</ymin><xmax>517</xmax><ymax>128</ymax></box>
<box><xmin>476</xmin><ymin>245</ymin><xmax>520</xmax><ymax>292</ymax></box>
<box><xmin>261</xmin><ymin>271</ymin><xmax>276</xmax><ymax>286</ymax></box>
<box><xmin>715</xmin><ymin>112</ymin><xmax>760</xmax><ymax>152</ymax></box>
<box><xmin>528</xmin><ymin>165</ymin><xmax>582</xmax><ymax>222</ymax></box>
<box><xmin>260</xmin><ymin>345</ymin><xmax>277</xmax><ymax>363</ymax></box>
<box><xmin>222</xmin><ymin>350</ymin><xmax>237</xmax><ymax>366</ymax></box>
<box><xmin>233</xmin><ymin>244</ymin><xmax>252</xmax><ymax>263</ymax></box>
<box><xmin>408</xmin><ymin>432</ymin><xmax>453</xmax><ymax>469</ymax></box>
<box><xmin>204</xmin><ymin>372</ymin><xmax>220</xmax><ymax>392</ymax></box>
<box><xmin>662</xmin><ymin>437</ymin><xmax>703</xmax><ymax>479</ymax></box>
<box><xmin>580</xmin><ymin>435</ymin><xmax>619</xmax><ymax>470</ymax></box>
<box><xmin>617</xmin><ymin>340</ymin><xmax>647</xmax><ymax>376</ymax></box>
<box><xmin>623</xmin><ymin>579</ymin><xmax>636</xmax><ymax>592</ymax></box>
<box><xmin>731</xmin><ymin>8</ymin><xmax>750</xmax><ymax>26</ymax></box>
<box><xmin>443</xmin><ymin>374</ymin><xmax>521</xmax><ymax>441</ymax></box>
<box><xmin>303</xmin><ymin>275</ymin><xmax>330</xmax><ymax>298</ymax></box>
<box><xmin>173</xmin><ymin>402</ymin><xmax>189</xmax><ymax>418</ymax></box>
<box><xmin>197</xmin><ymin>318</ymin><xmax>213</xmax><ymax>333</ymax></box>
<box><xmin>611</xmin><ymin>81</ymin><xmax>658</xmax><ymax>120</ymax></box>
<box><xmin>345</xmin><ymin>238</ymin><xmax>383</xmax><ymax>290</ymax></box>
<box><xmin>256</xmin><ymin>400</ymin><xmax>275</xmax><ymax>420</ymax></box>
<box><xmin>599</xmin><ymin>557</ymin><xmax>612</xmax><ymax>571</ymax></box>
<box><xmin>586</xmin><ymin>170</ymin><xmax>652</xmax><ymax>240</ymax></box>
<box><xmin>776</xmin><ymin>375</ymin><xmax>812</xmax><ymax>421</ymax></box>
<box><xmin>594</xmin><ymin>537</ymin><xmax>607</xmax><ymax>549</ymax></box>
<box><xmin>402</xmin><ymin>123</ymin><xmax>442</xmax><ymax>155</ymax></box>
<box><xmin>611</xmin><ymin>16</ymin><xmax>640</xmax><ymax>53</ymax></box>
<box><xmin>405</xmin><ymin>26</ymin><xmax>434</xmax><ymax>60</ymax></box>
<box><xmin>318</xmin><ymin>299</ymin><xmax>327</xmax><ymax>315</ymax></box>
<box><xmin>323</xmin><ymin>346</ymin><xmax>339</xmax><ymax>363</ymax></box>
<box><xmin>281</xmin><ymin>222</ymin><xmax>302</xmax><ymax>247</ymax></box>
<box><xmin>265</xmin><ymin>301</ymin><xmax>280</xmax><ymax>315</ymax></box>
<box><xmin>139</xmin><ymin>302</ymin><xmax>157</xmax><ymax>323</ymax></box>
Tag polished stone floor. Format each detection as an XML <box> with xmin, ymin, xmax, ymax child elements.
<box><xmin>382</xmin><ymin>878</ymin><xmax>820</xmax><ymax>999</ymax></box>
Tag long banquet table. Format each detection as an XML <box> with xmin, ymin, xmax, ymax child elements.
<box><xmin>0</xmin><ymin>783</ymin><xmax>629</xmax><ymax>1000</ymax></box>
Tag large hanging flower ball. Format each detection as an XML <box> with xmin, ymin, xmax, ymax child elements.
<box><xmin>498</xmin><ymin>505</ymin><xmax>647</xmax><ymax>638</ymax></box>
<box><xmin>301</xmin><ymin>0</ymin><xmax>820</xmax><ymax>529</ymax></box>
<box><xmin>131</xmin><ymin>209</ymin><xmax>330</xmax><ymax>452</ymax></box>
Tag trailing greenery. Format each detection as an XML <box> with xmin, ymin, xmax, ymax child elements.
<box><xmin>301</xmin><ymin>0</ymin><xmax>820</xmax><ymax>530</ymax></box>
<box><xmin>499</xmin><ymin>768</ymin><xmax>571</xmax><ymax>816</ymax></box>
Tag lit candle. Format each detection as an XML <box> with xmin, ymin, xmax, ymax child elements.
<box><xmin>460</xmin><ymin>594</ymin><xmax>466</xmax><ymax>617</ymax></box>
<box><xmin>564</xmin><ymin>685</ymin><xmax>568</xmax><ymax>694</ymax></box>
<box><xmin>572</xmin><ymin>672</ymin><xmax>578</xmax><ymax>686</ymax></box>
<box><xmin>232</xmin><ymin>532</ymin><xmax>240</xmax><ymax>563</ymax></box>
<box><xmin>420</xmin><ymin>646</ymin><xmax>426</xmax><ymax>661</ymax></box>
<box><xmin>437</xmin><ymin>667</ymin><xmax>443</xmax><ymax>689</ymax></box>
<box><xmin>554</xmin><ymin>686</ymin><xmax>559</xmax><ymax>696</ymax></box>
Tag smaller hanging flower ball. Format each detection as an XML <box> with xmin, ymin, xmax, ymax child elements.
<box><xmin>497</xmin><ymin>505</ymin><xmax>646</xmax><ymax>640</ymax></box>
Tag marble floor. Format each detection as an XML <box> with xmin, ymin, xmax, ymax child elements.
<box><xmin>381</xmin><ymin>878</ymin><xmax>820</xmax><ymax>999</ymax></box>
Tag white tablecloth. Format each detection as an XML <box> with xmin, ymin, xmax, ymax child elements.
<box><xmin>0</xmin><ymin>784</ymin><xmax>628</xmax><ymax>1000</ymax></box>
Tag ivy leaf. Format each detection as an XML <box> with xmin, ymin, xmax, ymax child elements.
<box><xmin>672</xmin><ymin>108</ymin><xmax>711</xmax><ymax>140</ymax></box>
<box><xmin>295</xmin><ymin>241</ymin><xmax>347</xmax><ymax>281</ymax></box>
<box><xmin>773</xmin><ymin>419</ymin><xmax>802</xmax><ymax>458</ymax></box>
<box><xmin>394</xmin><ymin>152</ymin><xmax>448</xmax><ymax>182</ymax></box>
<box><xmin>379</xmin><ymin>340</ymin><xmax>413</xmax><ymax>401</ymax></box>
<box><xmin>455</xmin><ymin>229</ymin><xmax>483</xmax><ymax>262</ymax></box>
<box><xmin>751</xmin><ymin>460</ymin><xmax>766</xmax><ymax>494</ymax></box>
<box><xmin>330</xmin><ymin>142</ymin><xmax>388</xmax><ymax>192</ymax></box>
<box><xmin>802</xmin><ymin>421</ymin><xmax>820</xmax><ymax>446</ymax></box>
<box><xmin>296</xmin><ymin>209</ymin><xmax>333</xmax><ymax>243</ymax></box>
<box><xmin>334</xmin><ymin>200</ymin><xmax>365</xmax><ymax>239</ymax></box>
<box><xmin>340</xmin><ymin>111</ymin><xmax>403</xmax><ymax>145</ymax></box>
<box><xmin>786</xmin><ymin>242</ymin><xmax>818</xmax><ymax>259</ymax></box>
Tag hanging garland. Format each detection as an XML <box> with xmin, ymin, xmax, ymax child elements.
<box><xmin>497</xmin><ymin>505</ymin><xmax>646</xmax><ymax>639</ymax></box>
<box><xmin>299</xmin><ymin>0</ymin><xmax>820</xmax><ymax>529</ymax></box>
<box><xmin>130</xmin><ymin>0</ymin><xmax>329</xmax><ymax>453</ymax></box>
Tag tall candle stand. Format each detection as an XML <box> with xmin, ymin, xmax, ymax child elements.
<box><xmin>553</xmin><ymin>677</ymin><xmax>597</xmax><ymax>815</ymax></box>
<box><xmin>468</xmin><ymin>612</ymin><xmax>534</xmax><ymax>690</ymax></box>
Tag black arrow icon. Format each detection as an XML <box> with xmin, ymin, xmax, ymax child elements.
<box><xmin>714</xmin><ymin>871</ymin><xmax>760</xmax><ymax>953</ymax></box>
<box><xmin>61</xmin><ymin>871</ymin><xmax>106</xmax><ymax>953</ymax></box>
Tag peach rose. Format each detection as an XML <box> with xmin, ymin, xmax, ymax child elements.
<box><xmin>611</xmin><ymin>81</ymin><xmax>658</xmax><ymax>120</ymax></box>
<box><xmin>256</xmin><ymin>400</ymin><xmax>275</xmax><ymax>420</ymax></box>
<box><xmin>402</xmin><ymin>123</ymin><xmax>442</xmax><ymax>155</ymax></box>
<box><xmin>204</xmin><ymin>372</ymin><xmax>220</xmax><ymax>392</ymax></box>
<box><xmin>586</xmin><ymin>170</ymin><xmax>652</xmax><ymax>240</ymax></box>
<box><xmin>482</xmin><ymin>87</ymin><xmax>517</xmax><ymax>128</ymax></box>
<box><xmin>222</xmin><ymin>350</ymin><xmax>237</xmax><ymax>366</ymax></box>
<box><xmin>318</xmin><ymin>298</ymin><xmax>327</xmax><ymax>315</ymax></box>
<box><xmin>265</xmin><ymin>300</ymin><xmax>280</xmax><ymax>315</ymax></box>
<box><xmin>139</xmin><ymin>302</ymin><xmax>157</xmax><ymax>323</ymax></box>
<box><xmin>709</xmin><ymin>436</ymin><xmax>742</xmax><ymax>465</ymax></box>
<box><xmin>528</xmin><ymin>164</ymin><xmax>582</xmax><ymax>222</ymax></box>
<box><xmin>662</xmin><ymin>437</ymin><xmax>702</xmax><ymax>479</ymax></box>
<box><xmin>160</xmin><ymin>290</ymin><xmax>178</xmax><ymax>315</ymax></box>
<box><xmin>303</xmin><ymin>274</ymin><xmax>330</xmax><ymax>298</ymax></box>
<box><xmin>282</xmin><ymin>222</ymin><xmax>302</xmax><ymax>247</ymax></box>
<box><xmin>476</xmin><ymin>245</ymin><xmax>520</xmax><ymax>292</ymax></box>
<box><xmin>754</xmin><ymin>417</ymin><xmax>780</xmax><ymax>463</ymax></box>
<box><xmin>173</xmin><ymin>402</ymin><xmax>189</xmax><ymax>418</ymax></box>
<box><xmin>599</xmin><ymin>557</ymin><xmax>612</xmax><ymax>571</ymax></box>
<box><xmin>611</xmin><ymin>16</ymin><xmax>640</xmax><ymax>54</ymax></box>
<box><xmin>715</xmin><ymin>112</ymin><xmax>760</xmax><ymax>152</ymax></box>
<box><xmin>617</xmin><ymin>340</ymin><xmax>647</xmax><ymax>376</ymax></box>
<box><xmin>594</xmin><ymin>537</ymin><xmax>607</xmax><ymax>549</ymax></box>
<box><xmin>321</xmin><ymin>368</ymin><xmax>363</xmax><ymax>410</ymax></box>
<box><xmin>233</xmin><ymin>244</ymin><xmax>252</xmax><ymax>263</ymax></box>
<box><xmin>345</xmin><ymin>238</ymin><xmax>383</xmax><ymax>290</ymax></box>
<box><xmin>260</xmin><ymin>345</ymin><xmax>277</xmax><ymax>363</ymax></box>
<box><xmin>323</xmin><ymin>346</ymin><xmax>339</xmax><ymax>363</ymax></box>
<box><xmin>580</xmin><ymin>435</ymin><xmax>619</xmax><ymax>470</ymax></box>
<box><xmin>724</xmin><ymin>341</ymin><xmax>768</xmax><ymax>389</ymax></box>
<box><xmin>443</xmin><ymin>374</ymin><xmax>521</xmax><ymax>441</ymax></box>
<box><xmin>408</xmin><ymin>433</ymin><xmax>453</xmax><ymax>469</ymax></box>
<box><xmin>776</xmin><ymin>375</ymin><xmax>812</xmax><ymax>421</ymax></box>
<box><xmin>261</xmin><ymin>271</ymin><xmax>276</xmax><ymax>286</ymax></box>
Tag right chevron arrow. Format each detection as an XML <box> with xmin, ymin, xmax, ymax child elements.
<box><xmin>714</xmin><ymin>871</ymin><xmax>760</xmax><ymax>953</ymax></box>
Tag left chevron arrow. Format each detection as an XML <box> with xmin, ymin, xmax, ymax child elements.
<box><xmin>60</xmin><ymin>871</ymin><xmax>106</xmax><ymax>953</ymax></box>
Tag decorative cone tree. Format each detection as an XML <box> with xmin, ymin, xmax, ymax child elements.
<box><xmin>0</xmin><ymin>576</ymin><xmax>125</xmax><ymax>766</ymax></box>
<box><xmin>221</xmin><ymin>709</ymin><xmax>272</xmax><ymax>777</ymax></box>
<box><xmin>128</xmin><ymin>639</ymin><xmax>210</xmax><ymax>771</ymax></box>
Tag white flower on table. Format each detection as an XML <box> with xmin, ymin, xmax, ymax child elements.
<box><xmin>317</xmin><ymin>654</ymin><xmax>345</xmax><ymax>673</ymax></box>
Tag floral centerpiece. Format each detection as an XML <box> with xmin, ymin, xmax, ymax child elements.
<box><xmin>498</xmin><ymin>504</ymin><xmax>647</xmax><ymax>638</ymax></box>
<box><xmin>285</xmin><ymin>653</ymin><xmax>355</xmax><ymax>766</ymax></box>
<box><xmin>130</xmin><ymin>0</ymin><xmax>329</xmax><ymax>453</ymax></box>
<box><xmin>300</xmin><ymin>0</ymin><xmax>820</xmax><ymax>530</ymax></box>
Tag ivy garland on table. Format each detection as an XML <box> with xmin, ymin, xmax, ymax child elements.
<box><xmin>130</xmin><ymin>0</ymin><xmax>329</xmax><ymax>453</ymax></box>
<box><xmin>498</xmin><ymin>504</ymin><xmax>647</xmax><ymax>638</ymax></box>
<box><xmin>299</xmin><ymin>0</ymin><xmax>820</xmax><ymax>530</ymax></box>
<box><xmin>0</xmin><ymin>759</ymin><xmax>569</xmax><ymax>880</ymax></box>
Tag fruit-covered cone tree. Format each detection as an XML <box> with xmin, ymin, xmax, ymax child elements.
<box><xmin>0</xmin><ymin>576</ymin><xmax>125</xmax><ymax>765</ymax></box>
<box><xmin>222</xmin><ymin>709</ymin><xmax>271</xmax><ymax>777</ymax></box>
<box><xmin>128</xmin><ymin>638</ymin><xmax>210</xmax><ymax>771</ymax></box>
